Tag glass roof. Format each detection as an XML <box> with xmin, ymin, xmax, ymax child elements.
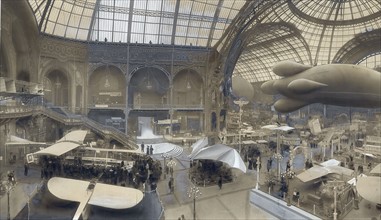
<box><xmin>232</xmin><ymin>0</ymin><xmax>381</xmax><ymax>82</ymax></box>
<box><xmin>27</xmin><ymin>0</ymin><xmax>381</xmax><ymax>84</ymax></box>
<box><xmin>27</xmin><ymin>0</ymin><xmax>245</xmax><ymax>47</ymax></box>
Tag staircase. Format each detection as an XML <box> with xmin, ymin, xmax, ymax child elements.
<box><xmin>1</xmin><ymin>105</ymin><xmax>138</xmax><ymax>149</ymax></box>
<box><xmin>165</xmin><ymin>145</ymin><xmax>184</xmax><ymax>158</ymax></box>
<box><xmin>37</xmin><ymin>106</ymin><xmax>137</xmax><ymax>150</ymax></box>
<box><xmin>151</xmin><ymin>145</ymin><xmax>184</xmax><ymax>160</ymax></box>
<box><xmin>81</xmin><ymin>117</ymin><xmax>137</xmax><ymax>150</ymax></box>
<box><xmin>36</xmin><ymin>106</ymin><xmax>82</xmax><ymax>126</ymax></box>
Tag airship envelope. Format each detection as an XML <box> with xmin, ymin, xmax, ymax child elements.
<box><xmin>232</xmin><ymin>76</ymin><xmax>254</xmax><ymax>101</ymax></box>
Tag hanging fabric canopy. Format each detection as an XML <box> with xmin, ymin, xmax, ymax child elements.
<box><xmin>5</xmin><ymin>135</ymin><xmax>46</xmax><ymax>145</ymax></box>
<box><xmin>5</xmin><ymin>135</ymin><xmax>48</xmax><ymax>162</ymax></box>
<box><xmin>191</xmin><ymin>143</ymin><xmax>246</xmax><ymax>173</ymax></box>
<box><xmin>189</xmin><ymin>137</ymin><xmax>208</xmax><ymax>158</ymax></box>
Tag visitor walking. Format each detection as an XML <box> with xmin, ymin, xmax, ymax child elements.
<box><xmin>267</xmin><ymin>158</ymin><xmax>272</xmax><ymax>172</ymax></box>
<box><xmin>24</xmin><ymin>162</ymin><xmax>29</xmax><ymax>176</ymax></box>
<box><xmin>141</xmin><ymin>142</ymin><xmax>145</xmax><ymax>152</ymax></box>
<box><xmin>150</xmin><ymin>145</ymin><xmax>154</xmax><ymax>155</ymax></box>
<box><xmin>168</xmin><ymin>178</ymin><xmax>173</xmax><ymax>193</ymax></box>
<box><xmin>218</xmin><ymin>175</ymin><xmax>222</xmax><ymax>190</ymax></box>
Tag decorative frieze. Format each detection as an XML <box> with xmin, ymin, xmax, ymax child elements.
<box><xmin>88</xmin><ymin>44</ymin><xmax>128</xmax><ymax>63</ymax></box>
<box><xmin>40</xmin><ymin>37</ymin><xmax>87</xmax><ymax>62</ymax></box>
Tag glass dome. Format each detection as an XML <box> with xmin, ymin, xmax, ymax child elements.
<box><xmin>27</xmin><ymin>0</ymin><xmax>245</xmax><ymax>47</ymax></box>
<box><xmin>231</xmin><ymin>0</ymin><xmax>381</xmax><ymax>82</ymax></box>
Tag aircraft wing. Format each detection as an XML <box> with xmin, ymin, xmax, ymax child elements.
<box><xmin>88</xmin><ymin>182</ymin><xmax>144</xmax><ymax>209</ymax></box>
<box><xmin>47</xmin><ymin>177</ymin><xmax>91</xmax><ymax>202</ymax></box>
<box><xmin>296</xmin><ymin>166</ymin><xmax>330</xmax><ymax>182</ymax></box>
<box><xmin>47</xmin><ymin>177</ymin><xmax>144</xmax><ymax>209</ymax></box>
<box><xmin>297</xmin><ymin>165</ymin><xmax>354</xmax><ymax>183</ymax></box>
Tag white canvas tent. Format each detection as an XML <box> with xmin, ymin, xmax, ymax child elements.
<box><xmin>356</xmin><ymin>163</ymin><xmax>381</xmax><ymax>204</ymax></box>
<box><xmin>261</xmin><ymin>124</ymin><xmax>295</xmax><ymax>132</ymax></box>
<box><xmin>189</xmin><ymin>137</ymin><xmax>208</xmax><ymax>158</ymax></box>
<box><xmin>191</xmin><ymin>143</ymin><xmax>247</xmax><ymax>173</ymax></box>
<box><xmin>356</xmin><ymin>176</ymin><xmax>381</xmax><ymax>204</ymax></box>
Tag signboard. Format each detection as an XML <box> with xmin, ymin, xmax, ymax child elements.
<box><xmin>26</xmin><ymin>153</ymin><xmax>35</xmax><ymax>163</ymax></box>
<box><xmin>99</xmin><ymin>92</ymin><xmax>122</xmax><ymax>97</ymax></box>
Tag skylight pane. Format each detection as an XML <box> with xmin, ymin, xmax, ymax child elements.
<box><xmin>77</xmin><ymin>29</ymin><xmax>88</xmax><ymax>40</ymax></box>
<box><xmin>145</xmin><ymin>23</ymin><xmax>159</xmax><ymax>35</ymax></box>
<box><xmin>176</xmin><ymin>26</ymin><xmax>187</xmax><ymax>37</ymax></box>
<box><xmin>68</xmin><ymin>14</ymin><xmax>81</xmax><ymax>27</ymax></box>
<box><xmin>161</xmin><ymin>24</ymin><xmax>173</xmax><ymax>35</ymax></box>
<box><xmin>49</xmin><ymin>7</ymin><xmax>61</xmax><ymax>23</ymax></box>
<box><xmin>54</xmin><ymin>24</ymin><xmax>66</xmax><ymax>36</ymax></box>
<box><xmin>57</xmin><ymin>11</ymin><xmax>70</xmax><ymax>25</ymax></box>
<box><xmin>175</xmin><ymin>36</ymin><xmax>186</xmax><ymax>45</ymax></box>
<box><xmin>45</xmin><ymin>22</ymin><xmax>55</xmax><ymax>34</ymax></box>
<box><xmin>66</xmin><ymin>27</ymin><xmax>77</xmax><ymax>38</ymax></box>
<box><xmin>79</xmin><ymin>17</ymin><xmax>91</xmax><ymax>29</ymax></box>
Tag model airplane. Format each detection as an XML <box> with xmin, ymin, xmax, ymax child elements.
<box><xmin>296</xmin><ymin>159</ymin><xmax>354</xmax><ymax>183</ymax></box>
<box><xmin>261</xmin><ymin>61</ymin><xmax>381</xmax><ymax>113</ymax></box>
<box><xmin>47</xmin><ymin>177</ymin><xmax>144</xmax><ymax>220</ymax></box>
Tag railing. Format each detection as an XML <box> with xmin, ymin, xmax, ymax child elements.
<box><xmin>0</xmin><ymin>105</ymin><xmax>35</xmax><ymax>119</ymax></box>
<box><xmin>37</xmin><ymin>106</ymin><xmax>82</xmax><ymax>125</ymax></box>
<box><xmin>155</xmin><ymin>188</ymin><xmax>165</xmax><ymax>220</ymax></box>
<box><xmin>129</xmin><ymin>103</ymin><xmax>204</xmax><ymax>110</ymax></box>
<box><xmin>88</xmin><ymin>104</ymin><xmax>126</xmax><ymax>109</ymax></box>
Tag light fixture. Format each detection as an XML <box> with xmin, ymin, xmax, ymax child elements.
<box><xmin>104</xmin><ymin>65</ymin><xmax>110</xmax><ymax>88</ymax></box>
<box><xmin>186</xmin><ymin>69</ymin><xmax>192</xmax><ymax>90</ymax></box>
<box><xmin>55</xmin><ymin>75</ymin><xmax>61</xmax><ymax>88</ymax></box>
<box><xmin>146</xmin><ymin>69</ymin><xmax>152</xmax><ymax>90</ymax></box>
<box><xmin>146</xmin><ymin>80</ymin><xmax>152</xmax><ymax>90</ymax></box>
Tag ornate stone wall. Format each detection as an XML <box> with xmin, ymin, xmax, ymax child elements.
<box><xmin>38</xmin><ymin>35</ymin><xmax>222</xmax><ymax>133</ymax></box>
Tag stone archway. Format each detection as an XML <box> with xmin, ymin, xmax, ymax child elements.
<box><xmin>88</xmin><ymin>65</ymin><xmax>126</xmax><ymax>107</ymax></box>
<box><xmin>128</xmin><ymin>67</ymin><xmax>170</xmax><ymax>108</ymax></box>
<box><xmin>44</xmin><ymin>70</ymin><xmax>69</xmax><ymax>107</ymax></box>
<box><xmin>173</xmin><ymin>68</ymin><xmax>203</xmax><ymax>107</ymax></box>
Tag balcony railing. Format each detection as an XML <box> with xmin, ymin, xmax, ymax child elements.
<box><xmin>129</xmin><ymin>103</ymin><xmax>204</xmax><ymax>110</ymax></box>
<box><xmin>0</xmin><ymin>105</ymin><xmax>35</xmax><ymax>119</ymax></box>
<box><xmin>88</xmin><ymin>104</ymin><xmax>126</xmax><ymax>109</ymax></box>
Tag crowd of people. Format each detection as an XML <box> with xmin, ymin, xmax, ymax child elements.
<box><xmin>38</xmin><ymin>154</ymin><xmax>163</xmax><ymax>191</ymax></box>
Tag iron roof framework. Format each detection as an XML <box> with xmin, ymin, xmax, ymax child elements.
<box><xmin>219</xmin><ymin>0</ymin><xmax>381</xmax><ymax>85</ymax></box>
<box><xmin>26</xmin><ymin>0</ymin><xmax>381</xmax><ymax>85</ymax></box>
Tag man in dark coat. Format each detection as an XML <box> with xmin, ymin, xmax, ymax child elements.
<box><xmin>141</xmin><ymin>142</ymin><xmax>145</xmax><ymax>152</ymax></box>
<box><xmin>218</xmin><ymin>175</ymin><xmax>222</xmax><ymax>190</ymax></box>
<box><xmin>24</xmin><ymin>162</ymin><xmax>29</xmax><ymax>176</ymax></box>
<box><xmin>150</xmin><ymin>145</ymin><xmax>154</xmax><ymax>155</ymax></box>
